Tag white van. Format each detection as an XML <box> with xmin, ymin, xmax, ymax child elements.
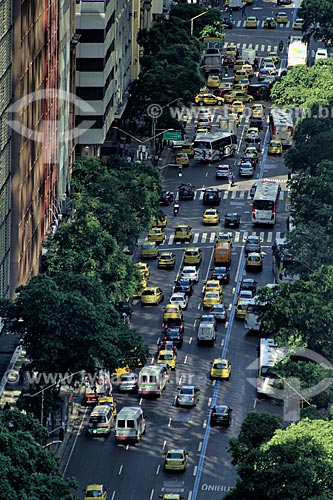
<box><xmin>315</xmin><ymin>48</ymin><xmax>328</xmax><ymax>61</ymax></box>
<box><xmin>197</xmin><ymin>323</ymin><xmax>216</xmax><ymax>346</ymax></box>
<box><xmin>87</xmin><ymin>405</ymin><xmax>114</xmax><ymax>436</ymax></box>
<box><xmin>138</xmin><ymin>364</ymin><xmax>169</xmax><ymax>397</ymax></box>
<box><xmin>115</xmin><ymin>406</ymin><xmax>146</xmax><ymax>443</ymax></box>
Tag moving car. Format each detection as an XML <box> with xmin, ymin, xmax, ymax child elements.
<box><xmin>210</xmin><ymin>358</ymin><xmax>231</xmax><ymax>380</ymax></box>
<box><xmin>245</xmin><ymin>16</ymin><xmax>258</xmax><ymax>29</ymax></box>
<box><xmin>84</xmin><ymin>485</ymin><xmax>107</xmax><ymax>500</ymax></box>
<box><xmin>244</xmin><ymin>235</ymin><xmax>261</xmax><ymax>253</ymax></box>
<box><xmin>158</xmin><ymin>252</ymin><xmax>176</xmax><ymax>270</ymax></box>
<box><xmin>203</xmin><ymin>187</ymin><xmax>221</xmax><ymax>206</ymax></box>
<box><xmin>225</xmin><ymin>44</ymin><xmax>238</xmax><ymax>57</ymax></box>
<box><xmin>157</xmin><ymin>350</ymin><xmax>177</xmax><ymax>370</ymax></box>
<box><xmin>175</xmin><ymin>152</ymin><xmax>190</xmax><ymax>166</ymax></box>
<box><xmin>209</xmin><ymin>303</ymin><xmax>227</xmax><ymax>322</ymax></box>
<box><xmin>183</xmin><ymin>247</ymin><xmax>202</xmax><ymax>266</ymax></box>
<box><xmin>238</xmin><ymin>161</ymin><xmax>254</xmax><ymax>177</ymax></box>
<box><xmin>141</xmin><ymin>287</ymin><xmax>164</xmax><ymax>305</ymax></box>
<box><xmin>169</xmin><ymin>292</ymin><xmax>188</xmax><ymax>310</ymax></box>
<box><xmin>224</xmin><ymin>91</ymin><xmax>253</xmax><ymax>104</ymax></box>
<box><xmin>180</xmin><ymin>266</ymin><xmax>199</xmax><ymax>283</ymax></box>
<box><xmin>180</xmin><ymin>143</ymin><xmax>194</xmax><ymax>158</ymax></box>
<box><xmin>241</xmin><ymin>278</ymin><xmax>257</xmax><ymax>294</ymax></box>
<box><xmin>234</xmin><ymin>69</ymin><xmax>248</xmax><ymax>83</ymax></box>
<box><xmin>241</xmin><ymin>64</ymin><xmax>254</xmax><ymax>77</ymax></box>
<box><xmin>264</xmin><ymin>17</ymin><xmax>276</xmax><ymax>29</ymax></box>
<box><xmin>244</xmin><ymin>145</ymin><xmax>259</xmax><ymax>158</ymax></box>
<box><xmin>211</xmin><ymin>266</ymin><xmax>230</xmax><ymax>284</ymax></box>
<box><xmin>176</xmin><ymin>385</ymin><xmax>200</xmax><ymax>407</ymax></box>
<box><xmin>207</xmin><ymin>75</ymin><xmax>221</xmax><ymax>88</ymax></box>
<box><xmin>246</xmin><ymin>252</ymin><xmax>263</xmax><ymax>271</ymax></box>
<box><xmin>231</xmin><ymin>100</ymin><xmax>244</xmax><ymax>114</ymax></box>
<box><xmin>203</xmin><ymin>279</ymin><xmax>222</xmax><ymax>294</ymax></box>
<box><xmin>151</xmin><ymin>213</ymin><xmax>167</xmax><ymax>228</ymax></box>
<box><xmin>163</xmin><ymin>304</ymin><xmax>183</xmax><ymax>322</ymax></box>
<box><xmin>268</xmin><ymin>140</ymin><xmax>283</xmax><ymax>155</ymax></box>
<box><xmin>148</xmin><ymin>227</ymin><xmax>165</xmax><ymax>244</ymax></box>
<box><xmin>160</xmin><ymin>190</ymin><xmax>174</xmax><ymax>206</ymax></box>
<box><xmin>202</xmin><ymin>208</ymin><xmax>220</xmax><ymax>225</ymax></box>
<box><xmin>118</xmin><ymin>372</ymin><xmax>138</xmax><ymax>393</ymax></box>
<box><xmin>210</xmin><ymin>405</ymin><xmax>232</xmax><ymax>427</ymax></box>
<box><xmin>135</xmin><ymin>262</ymin><xmax>149</xmax><ymax>280</ymax></box>
<box><xmin>174</xmin><ymin>278</ymin><xmax>194</xmax><ymax>296</ymax></box>
<box><xmin>215</xmin><ymin>232</ymin><xmax>232</xmax><ymax>245</ymax></box>
<box><xmin>293</xmin><ymin>18</ymin><xmax>304</xmax><ymax>30</ymax></box>
<box><xmin>249</xmin><ymin>116</ymin><xmax>263</xmax><ymax>130</ymax></box>
<box><xmin>224</xmin><ymin>213</ymin><xmax>240</xmax><ymax>228</ymax></box>
<box><xmin>235</xmin><ymin>299</ymin><xmax>250</xmax><ymax>319</ymax></box>
<box><xmin>174</xmin><ymin>224</ymin><xmax>192</xmax><ymax>242</ymax></box>
<box><xmin>268</xmin><ymin>51</ymin><xmax>279</xmax><ymax>63</ymax></box>
<box><xmin>141</xmin><ymin>241</ymin><xmax>159</xmax><ymax>259</ymax></box>
<box><xmin>178</xmin><ymin>183</ymin><xmax>195</xmax><ymax>200</ymax></box>
<box><xmin>275</xmin><ymin>11</ymin><xmax>288</xmax><ymax>23</ymax></box>
<box><xmin>194</xmin><ymin>93</ymin><xmax>224</xmax><ymax>106</ymax></box>
<box><xmin>163</xmin><ymin>324</ymin><xmax>184</xmax><ymax>348</ymax></box>
<box><xmin>216</xmin><ymin>164</ymin><xmax>231</xmax><ymax>180</ymax></box>
<box><xmin>203</xmin><ymin>290</ymin><xmax>222</xmax><ymax>309</ymax></box>
<box><xmin>164</xmin><ymin>449</ymin><xmax>189</xmax><ymax>472</ymax></box>
<box><xmin>245</xmin><ymin>127</ymin><xmax>260</xmax><ymax>143</ymax></box>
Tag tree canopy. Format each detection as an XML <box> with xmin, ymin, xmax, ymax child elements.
<box><xmin>299</xmin><ymin>0</ymin><xmax>333</xmax><ymax>43</ymax></box>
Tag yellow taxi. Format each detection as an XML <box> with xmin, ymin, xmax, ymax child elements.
<box><xmin>264</xmin><ymin>17</ymin><xmax>277</xmax><ymax>29</ymax></box>
<box><xmin>293</xmin><ymin>18</ymin><xmax>304</xmax><ymax>30</ymax></box>
<box><xmin>194</xmin><ymin>93</ymin><xmax>224</xmax><ymax>106</ymax></box>
<box><xmin>233</xmin><ymin>83</ymin><xmax>249</xmax><ymax>92</ymax></box>
<box><xmin>268</xmin><ymin>139</ymin><xmax>283</xmax><ymax>155</ymax></box>
<box><xmin>216</xmin><ymin>232</ymin><xmax>232</xmax><ymax>246</ymax></box>
<box><xmin>98</xmin><ymin>395</ymin><xmax>117</xmax><ymax>416</ymax></box>
<box><xmin>160</xmin><ymin>496</ymin><xmax>184</xmax><ymax>500</ymax></box>
<box><xmin>140</xmin><ymin>286</ymin><xmax>164</xmax><ymax>305</ymax></box>
<box><xmin>158</xmin><ymin>251</ymin><xmax>176</xmax><ymax>269</ymax></box>
<box><xmin>210</xmin><ymin>358</ymin><xmax>231</xmax><ymax>381</ymax></box>
<box><xmin>204</xmin><ymin>280</ymin><xmax>222</xmax><ymax>294</ymax></box>
<box><xmin>225</xmin><ymin>92</ymin><xmax>253</xmax><ymax>104</ymax></box>
<box><xmin>244</xmin><ymin>146</ymin><xmax>259</xmax><ymax>159</ymax></box>
<box><xmin>157</xmin><ymin>349</ymin><xmax>177</xmax><ymax>370</ymax></box>
<box><xmin>164</xmin><ymin>449</ymin><xmax>188</xmax><ymax>472</ymax></box>
<box><xmin>196</xmin><ymin>127</ymin><xmax>209</xmax><ymax>135</ymax></box>
<box><xmin>242</xmin><ymin>64</ymin><xmax>254</xmax><ymax>77</ymax></box>
<box><xmin>245</xmin><ymin>252</ymin><xmax>263</xmax><ymax>271</ymax></box>
<box><xmin>203</xmin><ymin>290</ymin><xmax>222</xmax><ymax>309</ymax></box>
<box><xmin>175</xmin><ymin>152</ymin><xmax>190</xmax><ymax>166</ymax></box>
<box><xmin>275</xmin><ymin>11</ymin><xmax>288</xmax><ymax>24</ymax></box>
<box><xmin>235</xmin><ymin>299</ymin><xmax>249</xmax><ymax>320</ymax></box>
<box><xmin>180</xmin><ymin>143</ymin><xmax>194</xmax><ymax>158</ymax></box>
<box><xmin>148</xmin><ymin>227</ymin><xmax>165</xmax><ymax>244</ymax></box>
<box><xmin>184</xmin><ymin>247</ymin><xmax>202</xmax><ymax>266</ymax></box>
<box><xmin>234</xmin><ymin>59</ymin><xmax>247</xmax><ymax>71</ymax></box>
<box><xmin>268</xmin><ymin>51</ymin><xmax>279</xmax><ymax>64</ymax></box>
<box><xmin>151</xmin><ymin>213</ymin><xmax>167</xmax><ymax>228</ymax></box>
<box><xmin>234</xmin><ymin>69</ymin><xmax>248</xmax><ymax>83</ymax></box>
<box><xmin>163</xmin><ymin>304</ymin><xmax>183</xmax><ymax>322</ymax></box>
<box><xmin>141</xmin><ymin>241</ymin><xmax>159</xmax><ymax>259</ymax></box>
<box><xmin>135</xmin><ymin>262</ymin><xmax>150</xmax><ymax>279</ymax></box>
<box><xmin>245</xmin><ymin>127</ymin><xmax>260</xmax><ymax>141</ymax></box>
<box><xmin>220</xmin><ymin>82</ymin><xmax>233</xmax><ymax>92</ymax></box>
<box><xmin>245</xmin><ymin>16</ymin><xmax>258</xmax><ymax>29</ymax></box>
<box><xmin>84</xmin><ymin>485</ymin><xmax>107</xmax><ymax>500</ymax></box>
<box><xmin>207</xmin><ymin>75</ymin><xmax>221</xmax><ymax>88</ymax></box>
<box><xmin>202</xmin><ymin>208</ymin><xmax>220</xmax><ymax>225</ymax></box>
<box><xmin>225</xmin><ymin>44</ymin><xmax>238</xmax><ymax>57</ymax></box>
<box><xmin>231</xmin><ymin>100</ymin><xmax>244</xmax><ymax>114</ymax></box>
<box><xmin>251</xmin><ymin>103</ymin><xmax>265</xmax><ymax>118</ymax></box>
<box><xmin>174</xmin><ymin>224</ymin><xmax>192</xmax><ymax>242</ymax></box>
<box><xmin>114</xmin><ymin>365</ymin><xmax>130</xmax><ymax>377</ymax></box>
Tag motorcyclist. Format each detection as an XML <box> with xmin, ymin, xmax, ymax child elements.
<box><xmin>173</xmin><ymin>201</ymin><xmax>180</xmax><ymax>216</ymax></box>
<box><xmin>279</xmin><ymin>40</ymin><xmax>284</xmax><ymax>52</ymax></box>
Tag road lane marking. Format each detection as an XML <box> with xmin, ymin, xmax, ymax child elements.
<box><xmin>150</xmin><ymin>490</ymin><xmax>154</xmax><ymax>500</ymax></box>
<box><xmin>221</xmin><ymin>338</ymin><xmax>225</xmax><ymax>347</ymax></box>
<box><xmin>189</xmin><ymin>336</ymin><xmax>193</xmax><ymax>344</ymax></box>
<box><xmin>188</xmin><ymin>492</ymin><xmax>192</xmax><ymax>500</ymax></box>
<box><xmin>198</xmin><ymin>442</ymin><xmax>202</xmax><ymax>452</ymax></box>
<box><xmin>163</xmin><ymin>440</ymin><xmax>167</xmax><ymax>450</ymax></box>
<box><xmin>201</xmin><ymin>232</ymin><xmax>207</xmax><ymax>243</ymax></box>
<box><xmin>111</xmin><ymin>491</ymin><xmax>115</xmax><ymax>500</ymax></box>
<box><xmin>168</xmin><ymin>417</ymin><xmax>172</xmax><ymax>427</ymax></box>
<box><xmin>126</xmin><ymin>444</ymin><xmax>129</xmax><ymax>450</ymax></box>
<box><xmin>118</xmin><ymin>465</ymin><xmax>123</xmax><ymax>475</ymax></box>
<box><xmin>203</xmin><ymin>419</ymin><xmax>207</xmax><ymax>428</ymax></box>
<box><xmin>193</xmin><ymin>233</ymin><xmax>199</xmax><ymax>244</ymax></box>
<box><xmin>184</xmin><ymin>355</ymin><xmax>188</xmax><ymax>364</ymax></box>
<box><xmin>156</xmin><ymin>465</ymin><xmax>160</xmax><ymax>475</ymax></box>
<box><xmin>139</xmin><ymin>398</ymin><xmax>143</xmax><ymax>406</ymax></box>
<box><xmin>253</xmin><ymin>399</ymin><xmax>257</xmax><ymax>409</ymax></box>
<box><xmin>62</xmin><ymin>406</ymin><xmax>88</xmax><ymax>476</ymax></box>
<box><xmin>193</xmin><ymin>466</ymin><xmax>198</xmax><ymax>476</ymax></box>
<box><xmin>208</xmin><ymin>397</ymin><xmax>212</xmax><ymax>407</ymax></box>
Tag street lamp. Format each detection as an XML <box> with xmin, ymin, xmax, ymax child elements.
<box><xmin>43</xmin><ymin>440</ymin><xmax>62</xmax><ymax>448</ymax></box>
<box><xmin>190</xmin><ymin>11</ymin><xmax>209</xmax><ymax>36</ymax></box>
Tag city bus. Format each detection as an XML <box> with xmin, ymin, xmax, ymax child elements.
<box><xmin>257</xmin><ymin>338</ymin><xmax>285</xmax><ymax>398</ymax></box>
<box><xmin>244</xmin><ymin>284</ymin><xmax>277</xmax><ymax>333</ymax></box>
<box><xmin>272</xmin><ymin>236</ymin><xmax>300</xmax><ymax>283</ymax></box>
<box><xmin>193</xmin><ymin>132</ymin><xmax>237</xmax><ymax>162</ymax></box>
<box><xmin>252</xmin><ymin>180</ymin><xmax>281</xmax><ymax>226</ymax></box>
<box><xmin>269</xmin><ymin>108</ymin><xmax>294</xmax><ymax>147</ymax></box>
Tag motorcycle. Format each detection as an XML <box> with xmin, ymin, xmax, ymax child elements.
<box><xmin>173</xmin><ymin>204</ymin><xmax>180</xmax><ymax>216</ymax></box>
<box><xmin>278</xmin><ymin>41</ymin><xmax>284</xmax><ymax>52</ymax></box>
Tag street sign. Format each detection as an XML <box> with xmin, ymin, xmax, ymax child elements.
<box><xmin>163</xmin><ymin>131</ymin><xmax>182</xmax><ymax>141</ymax></box>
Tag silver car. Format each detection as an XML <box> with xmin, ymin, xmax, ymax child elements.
<box><xmin>209</xmin><ymin>303</ymin><xmax>227</xmax><ymax>322</ymax></box>
<box><xmin>176</xmin><ymin>385</ymin><xmax>200</xmax><ymax>407</ymax></box>
<box><xmin>118</xmin><ymin>372</ymin><xmax>138</xmax><ymax>392</ymax></box>
<box><xmin>245</xmin><ymin>235</ymin><xmax>261</xmax><ymax>253</ymax></box>
<box><xmin>238</xmin><ymin>161</ymin><xmax>254</xmax><ymax>177</ymax></box>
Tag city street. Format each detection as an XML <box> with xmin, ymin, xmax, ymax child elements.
<box><xmin>64</xmin><ymin>2</ymin><xmax>295</xmax><ymax>499</ymax></box>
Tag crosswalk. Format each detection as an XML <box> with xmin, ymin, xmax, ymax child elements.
<box><xmin>160</xmin><ymin>230</ymin><xmax>282</xmax><ymax>247</ymax></box>
<box><xmin>234</xmin><ymin>20</ymin><xmax>292</xmax><ymax>29</ymax></box>
<box><xmin>176</xmin><ymin>189</ymin><xmax>286</xmax><ymax>202</ymax></box>
<box><xmin>223</xmin><ymin>41</ymin><xmax>318</xmax><ymax>59</ymax></box>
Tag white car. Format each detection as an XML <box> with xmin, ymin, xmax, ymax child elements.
<box><xmin>238</xmin><ymin>289</ymin><xmax>254</xmax><ymax>301</ymax></box>
<box><xmin>169</xmin><ymin>292</ymin><xmax>188</xmax><ymax>310</ymax></box>
<box><xmin>180</xmin><ymin>266</ymin><xmax>199</xmax><ymax>283</ymax></box>
<box><xmin>262</xmin><ymin>62</ymin><xmax>277</xmax><ymax>74</ymax></box>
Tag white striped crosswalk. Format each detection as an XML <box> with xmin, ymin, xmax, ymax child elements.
<box><xmin>222</xmin><ymin>40</ymin><xmax>318</xmax><ymax>59</ymax></box>
<box><xmin>235</xmin><ymin>20</ymin><xmax>291</xmax><ymax>29</ymax></box>
<box><xmin>176</xmin><ymin>189</ymin><xmax>287</xmax><ymax>202</ymax></box>
<box><xmin>160</xmin><ymin>230</ymin><xmax>281</xmax><ymax>247</ymax></box>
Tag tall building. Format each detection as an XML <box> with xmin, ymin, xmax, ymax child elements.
<box><xmin>10</xmin><ymin>0</ymin><xmax>76</xmax><ymax>296</ymax></box>
<box><xmin>0</xmin><ymin>0</ymin><xmax>12</xmax><ymax>298</ymax></box>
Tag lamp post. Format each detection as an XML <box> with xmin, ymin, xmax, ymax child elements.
<box><xmin>190</xmin><ymin>11</ymin><xmax>209</xmax><ymax>36</ymax></box>
<box><xmin>43</xmin><ymin>440</ymin><xmax>62</xmax><ymax>448</ymax></box>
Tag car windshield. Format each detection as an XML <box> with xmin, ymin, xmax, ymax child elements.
<box><xmin>86</xmin><ymin>491</ymin><xmax>103</xmax><ymax>498</ymax></box>
<box><xmin>141</xmin><ymin>290</ymin><xmax>155</xmax><ymax>296</ymax></box>
<box><xmin>161</xmin><ymin>254</ymin><xmax>172</xmax><ymax>260</ymax></box>
<box><xmin>143</xmin><ymin>243</ymin><xmax>155</xmax><ymax>249</ymax></box>
<box><xmin>180</xmin><ymin>387</ymin><xmax>193</xmax><ymax>395</ymax></box>
<box><xmin>206</xmin><ymin>293</ymin><xmax>218</xmax><ymax>298</ymax></box>
<box><xmin>159</xmin><ymin>354</ymin><xmax>173</xmax><ymax>360</ymax></box>
<box><xmin>214</xmin><ymin>362</ymin><xmax>227</xmax><ymax>369</ymax></box>
<box><xmin>167</xmin><ymin>452</ymin><xmax>183</xmax><ymax>460</ymax></box>
<box><xmin>171</xmin><ymin>297</ymin><xmax>183</xmax><ymax>303</ymax></box>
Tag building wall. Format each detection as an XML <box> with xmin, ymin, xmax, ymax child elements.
<box><xmin>0</xmin><ymin>0</ymin><xmax>12</xmax><ymax>298</ymax></box>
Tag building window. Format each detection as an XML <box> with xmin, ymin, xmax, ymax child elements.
<box><xmin>76</xmin><ymin>29</ymin><xmax>105</xmax><ymax>43</ymax></box>
<box><xmin>77</xmin><ymin>58</ymin><xmax>104</xmax><ymax>72</ymax></box>
<box><xmin>76</xmin><ymin>115</ymin><xmax>104</xmax><ymax>129</ymax></box>
<box><xmin>76</xmin><ymin>87</ymin><xmax>104</xmax><ymax>100</ymax></box>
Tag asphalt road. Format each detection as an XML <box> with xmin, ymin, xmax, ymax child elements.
<box><xmin>64</xmin><ymin>2</ymin><xmax>298</xmax><ymax>499</ymax></box>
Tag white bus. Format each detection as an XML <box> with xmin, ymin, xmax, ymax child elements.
<box><xmin>257</xmin><ymin>338</ymin><xmax>285</xmax><ymax>398</ymax></box>
<box><xmin>269</xmin><ymin>109</ymin><xmax>294</xmax><ymax>147</ymax></box>
<box><xmin>252</xmin><ymin>180</ymin><xmax>281</xmax><ymax>226</ymax></box>
<box><xmin>193</xmin><ymin>132</ymin><xmax>237</xmax><ymax>162</ymax></box>
<box><xmin>272</xmin><ymin>236</ymin><xmax>300</xmax><ymax>283</ymax></box>
<box><xmin>244</xmin><ymin>284</ymin><xmax>277</xmax><ymax>333</ymax></box>
<box><xmin>138</xmin><ymin>364</ymin><xmax>169</xmax><ymax>397</ymax></box>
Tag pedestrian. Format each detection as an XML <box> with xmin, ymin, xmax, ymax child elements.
<box><xmin>127</xmin><ymin>155</ymin><xmax>132</xmax><ymax>163</ymax></box>
<box><xmin>124</xmin><ymin>142</ymin><xmax>129</xmax><ymax>155</ymax></box>
<box><xmin>3</xmin><ymin>402</ymin><xmax>10</xmax><ymax>411</ymax></box>
<box><xmin>118</xmin><ymin>142</ymin><xmax>125</xmax><ymax>156</ymax></box>
<box><xmin>241</xmin><ymin>3</ymin><xmax>246</xmax><ymax>17</ymax></box>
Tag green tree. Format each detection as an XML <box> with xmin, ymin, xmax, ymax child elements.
<box><xmin>169</xmin><ymin>5</ymin><xmax>222</xmax><ymax>37</ymax></box>
<box><xmin>200</xmin><ymin>22</ymin><xmax>226</xmax><ymax>39</ymax></box>
<box><xmin>0</xmin><ymin>410</ymin><xmax>77</xmax><ymax>500</ymax></box>
<box><xmin>226</xmin><ymin>419</ymin><xmax>333</xmax><ymax>500</ymax></box>
<box><xmin>299</xmin><ymin>0</ymin><xmax>333</xmax><ymax>43</ymax></box>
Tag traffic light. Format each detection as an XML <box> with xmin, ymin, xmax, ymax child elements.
<box><xmin>178</xmin><ymin>166</ymin><xmax>183</xmax><ymax>177</ymax></box>
<box><xmin>224</xmin><ymin>69</ymin><xmax>229</xmax><ymax>77</ymax></box>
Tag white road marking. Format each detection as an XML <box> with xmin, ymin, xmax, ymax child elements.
<box><xmin>233</xmin><ymin>232</ymin><xmax>240</xmax><ymax>243</ymax></box>
<box><xmin>201</xmin><ymin>232</ymin><xmax>207</xmax><ymax>243</ymax></box>
<box><xmin>111</xmin><ymin>491</ymin><xmax>116</xmax><ymax>500</ymax></box>
<box><xmin>221</xmin><ymin>338</ymin><xmax>225</xmax><ymax>347</ymax></box>
<box><xmin>223</xmin><ymin>190</ymin><xmax>229</xmax><ymax>199</ymax></box>
<box><xmin>184</xmin><ymin>355</ymin><xmax>188</xmax><ymax>364</ymax></box>
<box><xmin>163</xmin><ymin>440</ymin><xmax>167</xmax><ymax>450</ymax></box>
<box><xmin>193</xmin><ymin>466</ymin><xmax>198</xmax><ymax>476</ymax></box>
<box><xmin>150</xmin><ymin>490</ymin><xmax>154</xmax><ymax>500</ymax></box>
<box><xmin>156</xmin><ymin>465</ymin><xmax>160</xmax><ymax>475</ymax></box>
<box><xmin>139</xmin><ymin>398</ymin><xmax>143</xmax><ymax>406</ymax></box>
<box><xmin>209</xmin><ymin>232</ymin><xmax>216</xmax><ymax>243</ymax></box>
<box><xmin>126</xmin><ymin>444</ymin><xmax>129</xmax><ymax>450</ymax></box>
<box><xmin>188</xmin><ymin>492</ymin><xmax>193</xmax><ymax>500</ymax></box>
<box><xmin>189</xmin><ymin>337</ymin><xmax>193</xmax><ymax>344</ymax></box>
<box><xmin>118</xmin><ymin>465</ymin><xmax>123</xmax><ymax>475</ymax></box>
<box><xmin>267</xmin><ymin>232</ymin><xmax>273</xmax><ymax>243</ymax></box>
<box><xmin>203</xmin><ymin>419</ymin><xmax>207</xmax><ymax>428</ymax></box>
<box><xmin>198</xmin><ymin>441</ymin><xmax>203</xmax><ymax>452</ymax></box>
<box><xmin>168</xmin><ymin>418</ymin><xmax>172</xmax><ymax>427</ymax></box>
<box><xmin>208</xmin><ymin>397</ymin><xmax>212</xmax><ymax>407</ymax></box>
<box><xmin>193</xmin><ymin>233</ymin><xmax>199</xmax><ymax>244</ymax></box>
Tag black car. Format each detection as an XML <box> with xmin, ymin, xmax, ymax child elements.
<box><xmin>247</xmin><ymin>83</ymin><xmax>270</xmax><ymax>101</ymax></box>
<box><xmin>222</xmin><ymin>17</ymin><xmax>234</xmax><ymax>29</ymax></box>
<box><xmin>224</xmin><ymin>213</ymin><xmax>240</xmax><ymax>228</ymax></box>
<box><xmin>174</xmin><ymin>278</ymin><xmax>194</xmax><ymax>297</ymax></box>
<box><xmin>203</xmin><ymin>187</ymin><xmax>221</xmax><ymax>206</ymax></box>
<box><xmin>244</xmin><ymin>235</ymin><xmax>262</xmax><ymax>253</ymax></box>
<box><xmin>160</xmin><ymin>190</ymin><xmax>174</xmax><ymax>206</ymax></box>
<box><xmin>240</xmin><ymin>278</ymin><xmax>257</xmax><ymax>294</ymax></box>
<box><xmin>211</xmin><ymin>266</ymin><xmax>230</xmax><ymax>285</ymax></box>
<box><xmin>210</xmin><ymin>405</ymin><xmax>232</xmax><ymax>427</ymax></box>
<box><xmin>222</xmin><ymin>55</ymin><xmax>235</xmax><ymax>68</ymax></box>
<box><xmin>179</xmin><ymin>183</ymin><xmax>195</xmax><ymax>200</ymax></box>
<box><xmin>249</xmin><ymin>116</ymin><xmax>264</xmax><ymax>130</ymax></box>
<box><xmin>163</xmin><ymin>325</ymin><xmax>184</xmax><ymax>348</ymax></box>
